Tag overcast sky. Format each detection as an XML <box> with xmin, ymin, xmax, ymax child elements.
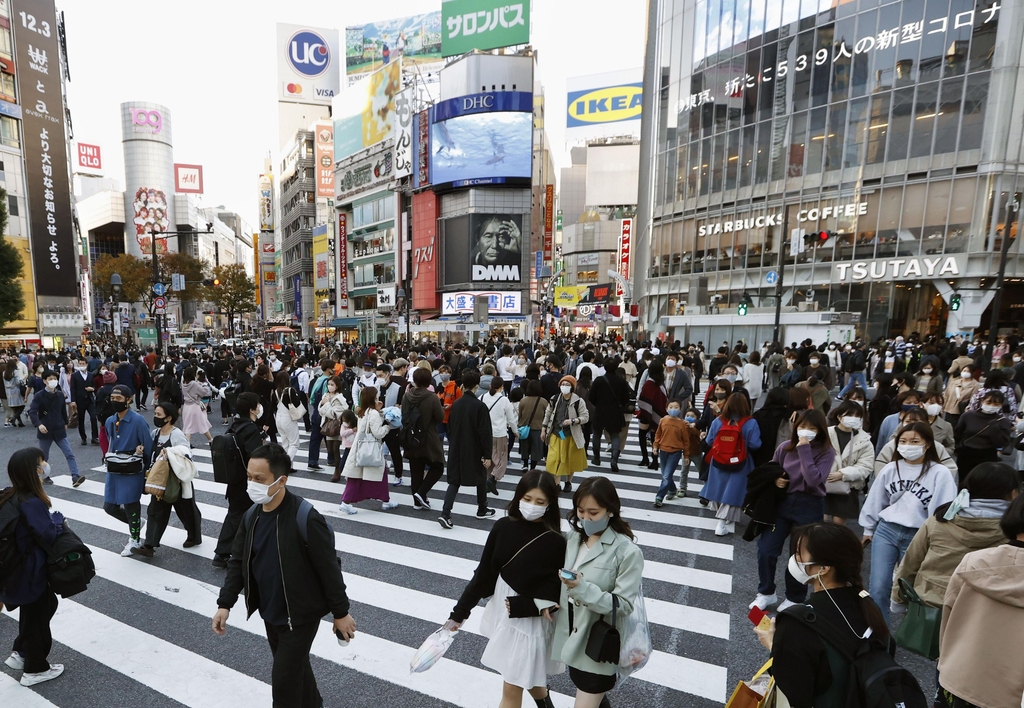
<box><xmin>62</xmin><ymin>0</ymin><xmax>646</xmax><ymax>229</ymax></box>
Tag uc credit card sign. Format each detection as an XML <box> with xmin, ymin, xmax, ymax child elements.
<box><xmin>567</xmin><ymin>83</ymin><xmax>642</xmax><ymax>128</ymax></box>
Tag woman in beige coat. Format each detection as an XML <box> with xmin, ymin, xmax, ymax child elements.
<box><xmin>318</xmin><ymin>376</ymin><xmax>349</xmax><ymax>471</ymax></box>
<box><xmin>542</xmin><ymin>375</ymin><xmax>590</xmax><ymax>494</ymax></box>
<box><xmin>339</xmin><ymin>386</ymin><xmax>394</xmax><ymax>514</ymax></box>
<box><xmin>553</xmin><ymin>477</ymin><xmax>644</xmax><ymax>708</ymax></box>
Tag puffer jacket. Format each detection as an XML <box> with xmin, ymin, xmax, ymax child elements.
<box><xmin>826</xmin><ymin>426</ymin><xmax>874</xmax><ymax>491</ymax></box>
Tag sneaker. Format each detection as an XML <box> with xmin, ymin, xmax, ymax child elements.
<box><xmin>20</xmin><ymin>663</ymin><xmax>64</xmax><ymax>687</ymax></box>
<box><xmin>338</xmin><ymin>502</ymin><xmax>358</xmax><ymax>515</ymax></box>
<box><xmin>487</xmin><ymin>477</ymin><xmax>498</xmax><ymax>495</ymax></box>
<box><xmin>130</xmin><ymin>544</ymin><xmax>155</xmax><ymax>558</ymax></box>
<box><xmin>2</xmin><ymin>421</ymin><xmax>12</xmax><ymax>428</ymax></box>
<box><xmin>72</xmin><ymin>475</ymin><xmax>86</xmax><ymax>488</ymax></box>
<box><xmin>413</xmin><ymin>492</ymin><xmax>431</xmax><ymax>510</ymax></box>
<box><xmin>381</xmin><ymin>500</ymin><xmax>399</xmax><ymax>511</ymax></box>
<box><xmin>211</xmin><ymin>554</ymin><xmax>229</xmax><ymax>569</ymax></box>
<box><xmin>699</xmin><ymin>497</ymin><xmax>709</xmax><ymax>507</ymax></box>
<box><xmin>438</xmin><ymin>515</ymin><xmax>454</xmax><ymax>530</ymax></box>
<box><xmin>307</xmin><ymin>464</ymin><xmax>323</xmax><ymax>471</ymax></box>
<box><xmin>654</xmin><ymin>497</ymin><xmax>664</xmax><ymax>508</ymax></box>
<box><xmin>42</xmin><ymin>477</ymin><xmax>53</xmax><ymax>485</ymax></box>
<box><xmin>391</xmin><ymin>476</ymin><xmax>402</xmax><ymax>487</ymax></box>
<box><xmin>665</xmin><ymin>491</ymin><xmax>677</xmax><ymax>501</ymax></box>
<box><xmin>475</xmin><ymin>508</ymin><xmax>496</xmax><ymax>519</ymax></box>
<box><xmin>91</xmin><ymin>439</ymin><xmax>100</xmax><ymax>446</ymax></box>
<box><xmin>714</xmin><ymin>519</ymin><xmax>730</xmax><ymax>536</ymax></box>
<box><xmin>121</xmin><ymin>538</ymin><xmax>143</xmax><ymax>557</ymax></box>
<box><xmin>562</xmin><ymin>480</ymin><xmax>571</xmax><ymax>493</ymax></box>
<box><xmin>777</xmin><ymin>599</ymin><xmax>798</xmax><ymax>612</ymax></box>
<box><xmin>182</xmin><ymin>538</ymin><xmax>202</xmax><ymax>548</ymax></box>
<box><xmin>749</xmin><ymin>593</ymin><xmax>778</xmax><ymax>611</ymax></box>
<box><xmin>4</xmin><ymin>652</ymin><xmax>24</xmax><ymax>671</ymax></box>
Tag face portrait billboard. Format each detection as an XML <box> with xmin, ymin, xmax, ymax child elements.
<box><xmin>132</xmin><ymin>187</ymin><xmax>171</xmax><ymax>255</ymax></box>
<box><xmin>442</xmin><ymin>213</ymin><xmax>523</xmax><ymax>285</ymax></box>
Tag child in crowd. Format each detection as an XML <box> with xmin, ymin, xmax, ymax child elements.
<box><xmin>652</xmin><ymin>399</ymin><xmax>694</xmax><ymax>506</ymax></box>
<box><xmin>337</xmin><ymin>408</ymin><xmax>358</xmax><ymax>478</ymax></box>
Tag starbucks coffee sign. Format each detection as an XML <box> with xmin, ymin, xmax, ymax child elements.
<box><xmin>833</xmin><ymin>255</ymin><xmax>964</xmax><ymax>282</ymax></box>
<box><xmin>697</xmin><ymin>200</ymin><xmax>869</xmax><ymax>236</ymax></box>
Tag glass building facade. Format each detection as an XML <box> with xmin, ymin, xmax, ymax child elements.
<box><xmin>637</xmin><ymin>0</ymin><xmax>1024</xmax><ymax>342</ymax></box>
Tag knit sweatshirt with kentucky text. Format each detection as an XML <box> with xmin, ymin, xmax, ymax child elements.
<box><xmin>859</xmin><ymin>459</ymin><xmax>958</xmax><ymax>536</ymax></box>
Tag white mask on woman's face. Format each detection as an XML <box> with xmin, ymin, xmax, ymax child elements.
<box><xmin>796</xmin><ymin>429</ymin><xmax>818</xmax><ymax>440</ymax></box>
<box><xmin>560</xmin><ymin>384</ymin><xmax>572</xmax><ymax>396</ymax></box>
<box><xmin>518</xmin><ymin>500</ymin><xmax>547</xmax><ymax>521</ymax></box>
<box><xmin>925</xmin><ymin>403</ymin><xmax>942</xmax><ymax>417</ymax></box>
<box><xmin>840</xmin><ymin>416</ymin><xmax>863</xmax><ymax>430</ymax></box>
<box><xmin>897</xmin><ymin>444</ymin><xmax>926</xmax><ymax>461</ymax></box>
<box><xmin>961</xmin><ymin>371</ymin><xmax>972</xmax><ymax>379</ymax></box>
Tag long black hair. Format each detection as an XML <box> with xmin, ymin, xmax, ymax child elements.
<box><xmin>0</xmin><ymin>447</ymin><xmax>50</xmax><ymax>508</ymax></box>
<box><xmin>506</xmin><ymin>470</ymin><xmax>561</xmax><ymax>532</ymax></box>
<box><xmin>568</xmin><ymin>476</ymin><xmax>635</xmax><ymax>542</ymax></box>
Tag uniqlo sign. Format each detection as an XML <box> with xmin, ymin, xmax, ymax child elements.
<box><xmin>77</xmin><ymin>143</ymin><xmax>102</xmax><ymax>171</ymax></box>
<box><xmin>617</xmin><ymin>218</ymin><xmax>632</xmax><ymax>295</ymax></box>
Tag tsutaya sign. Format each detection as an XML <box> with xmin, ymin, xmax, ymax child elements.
<box><xmin>698</xmin><ymin>201</ymin><xmax>868</xmax><ymax>236</ymax></box>
<box><xmin>834</xmin><ymin>255</ymin><xmax>964</xmax><ymax>282</ymax></box>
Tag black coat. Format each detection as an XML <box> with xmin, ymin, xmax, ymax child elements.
<box><xmin>70</xmin><ymin>370</ymin><xmax>95</xmax><ymax>406</ymax></box>
<box><xmin>28</xmin><ymin>388</ymin><xmax>69</xmax><ymax>440</ymax></box>
<box><xmin>589</xmin><ymin>372</ymin><xmax>632</xmax><ymax>434</ymax></box>
<box><xmin>742</xmin><ymin>462</ymin><xmax>787</xmax><ymax>541</ymax></box>
<box><xmin>402</xmin><ymin>386</ymin><xmax>445</xmax><ymax>463</ymax></box>
<box><xmin>751</xmin><ymin>404</ymin><xmax>791</xmax><ymax>468</ymax></box>
<box><xmin>447</xmin><ymin>390</ymin><xmax>493</xmax><ymax>485</ymax></box>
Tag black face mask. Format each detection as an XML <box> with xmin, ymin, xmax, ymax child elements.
<box><xmin>110</xmin><ymin>401</ymin><xmax>128</xmax><ymax>413</ymax></box>
<box><xmin>153</xmin><ymin>415</ymin><xmax>167</xmax><ymax>428</ymax></box>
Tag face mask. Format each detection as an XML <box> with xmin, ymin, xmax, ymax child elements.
<box><xmin>45</xmin><ymin>379</ymin><xmax>58</xmax><ymax>389</ymax></box>
<box><xmin>667</xmin><ymin>408</ymin><xmax>681</xmax><ymax>417</ymax></box>
<box><xmin>809</xmin><ymin>358</ymin><xmax>819</xmax><ymax>365</ymax></box>
<box><xmin>560</xmin><ymin>384</ymin><xmax>572</xmax><ymax>395</ymax></box>
<box><xmin>897</xmin><ymin>444</ymin><xmax>926</xmax><ymax>461</ymax></box>
<box><xmin>786</xmin><ymin>359</ymin><xmax>796</xmax><ymax>365</ymax></box>
<box><xmin>582</xmin><ymin>514</ymin><xmax>611</xmax><ymax>537</ymax></box>
<box><xmin>714</xmin><ymin>391</ymin><xmax>727</xmax><ymax>400</ymax></box>
<box><xmin>925</xmin><ymin>403</ymin><xmax>942</xmax><ymax>416</ymax></box>
<box><xmin>961</xmin><ymin>371</ymin><xmax>972</xmax><ymax>379</ymax></box>
<box><xmin>1016</xmin><ymin>357</ymin><xmax>1022</xmax><ymax>363</ymax></box>
<box><xmin>110</xmin><ymin>400</ymin><xmax>127</xmax><ymax>413</ymax></box>
<box><xmin>684</xmin><ymin>415</ymin><xmax>697</xmax><ymax>423</ymax></box>
<box><xmin>828</xmin><ymin>346</ymin><xmax>835</xmax><ymax>351</ymax></box>
<box><xmin>255</xmin><ymin>404</ymin><xmax>264</xmax><ymax>419</ymax></box>
<box><xmin>328</xmin><ymin>384</ymin><xmax>336</xmax><ymax>392</ymax></box>
<box><xmin>901</xmin><ymin>403</ymin><xmax>916</xmax><ymax>412</ymax></box>
<box><xmin>665</xmin><ymin>359</ymin><xmax>677</xmax><ymax>368</ymax></box>
<box><xmin>518</xmin><ymin>358</ymin><xmax>526</xmax><ymax>364</ymax></box>
<box><xmin>981</xmin><ymin>404</ymin><xmax>1001</xmax><ymax>414</ymax></box>
<box><xmin>99</xmin><ymin>369</ymin><xmax>107</xmax><ymax>375</ymax></box>
<box><xmin>797</xmin><ymin>429</ymin><xmax>818</xmax><ymax>440</ymax></box>
<box><xmin>38</xmin><ymin>461</ymin><xmax>50</xmax><ymax>478</ymax></box>
<box><xmin>77</xmin><ymin>364</ymin><xmax>87</xmax><ymax>371</ymax></box>
<box><xmin>724</xmin><ymin>374</ymin><xmax>737</xmax><ymax>383</ymax></box>
<box><xmin>153</xmin><ymin>415</ymin><xmax>167</xmax><ymax>428</ymax></box>
<box><xmin>247</xmin><ymin>478</ymin><xmax>282</xmax><ymax>505</ymax></box>
<box><xmin>518</xmin><ymin>500</ymin><xmax>547</xmax><ymax>521</ymax></box>
<box><xmin>788</xmin><ymin>555</ymin><xmax>821</xmax><ymax>585</ymax></box>
<box><xmin>840</xmin><ymin>416</ymin><xmax>863</xmax><ymax>430</ymax></box>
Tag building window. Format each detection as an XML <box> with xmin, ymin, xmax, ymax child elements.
<box><xmin>7</xmin><ymin>194</ymin><xmax>16</xmax><ymax>216</ymax></box>
<box><xmin>0</xmin><ymin>115</ymin><xmax>18</xmax><ymax>148</ymax></box>
<box><xmin>0</xmin><ymin>72</ymin><xmax>14</xmax><ymax>103</ymax></box>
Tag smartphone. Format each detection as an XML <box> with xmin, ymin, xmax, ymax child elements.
<box><xmin>559</xmin><ymin>568</ymin><xmax>578</xmax><ymax>580</ymax></box>
<box><xmin>747</xmin><ymin>606</ymin><xmax>767</xmax><ymax>626</ymax></box>
<box><xmin>335</xmin><ymin>628</ymin><xmax>350</xmax><ymax>647</ymax></box>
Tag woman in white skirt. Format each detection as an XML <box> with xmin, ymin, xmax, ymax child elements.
<box><xmin>444</xmin><ymin>471</ymin><xmax>566</xmax><ymax>708</ymax></box>
<box><xmin>272</xmin><ymin>372</ymin><xmax>302</xmax><ymax>466</ymax></box>
<box><xmin>180</xmin><ymin>367</ymin><xmax>213</xmax><ymax>445</ymax></box>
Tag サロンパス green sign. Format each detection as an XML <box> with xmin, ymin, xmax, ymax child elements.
<box><xmin>441</xmin><ymin>0</ymin><xmax>530</xmax><ymax>57</ymax></box>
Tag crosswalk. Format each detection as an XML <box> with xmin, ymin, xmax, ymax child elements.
<box><xmin>1</xmin><ymin>421</ymin><xmax>736</xmax><ymax>707</ymax></box>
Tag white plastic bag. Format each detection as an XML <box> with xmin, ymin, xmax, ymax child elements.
<box><xmin>617</xmin><ymin>587</ymin><xmax>652</xmax><ymax>681</ymax></box>
<box><xmin>410</xmin><ymin>627</ymin><xmax>456</xmax><ymax>673</ymax></box>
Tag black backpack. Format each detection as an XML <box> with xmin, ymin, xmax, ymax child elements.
<box><xmin>0</xmin><ymin>495</ymin><xmax>23</xmax><ymax>593</ymax></box>
<box><xmin>339</xmin><ymin>368</ymin><xmax>357</xmax><ymax>408</ymax></box>
<box><xmin>780</xmin><ymin>604</ymin><xmax>927</xmax><ymax>708</ymax></box>
<box><xmin>289</xmin><ymin>369</ymin><xmax>302</xmax><ymax>395</ymax></box>
<box><xmin>400</xmin><ymin>402</ymin><xmax>426</xmax><ymax>449</ymax></box>
<box><xmin>37</xmin><ymin>520</ymin><xmax>95</xmax><ymax>598</ymax></box>
<box><xmin>211</xmin><ymin>430</ymin><xmax>246</xmax><ymax>485</ymax></box>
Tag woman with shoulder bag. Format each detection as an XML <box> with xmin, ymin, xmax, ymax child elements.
<box><xmin>552</xmin><ymin>477</ymin><xmax>644</xmax><ymax>708</ymax></box>
<box><xmin>542</xmin><ymin>376</ymin><xmax>590</xmax><ymax>494</ymax></box>
<box><xmin>273</xmin><ymin>372</ymin><xmax>302</xmax><ymax>465</ymax></box>
<box><xmin>0</xmin><ymin>448</ymin><xmax>67</xmax><ymax>686</ymax></box>
<box><xmin>954</xmin><ymin>389</ymin><xmax>1013</xmax><ymax>483</ymax></box>
<box><xmin>481</xmin><ymin>377</ymin><xmax>518</xmax><ymax>494</ymax></box>
<box><xmin>181</xmin><ymin>366</ymin><xmax>214</xmax><ymax>446</ymax></box>
<box><xmin>444</xmin><ymin>471</ymin><xmax>567</xmax><ymax>708</ymax></box>
<box><xmin>318</xmin><ymin>375</ymin><xmax>349</xmax><ymax>472</ymax></box>
<box><xmin>339</xmin><ymin>386</ymin><xmax>395</xmax><ymax>514</ymax></box>
<box><xmin>518</xmin><ymin>380</ymin><xmax>549</xmax><ymax>472</ymax></box>
<box><xmin>942</xmin><ymin>364</ymin><xmax>979</xmax><ymax>428</ymax></box>
<box><xmin>824</xmin><ymin>401</ymin><xmax>874</xmax><ymax>526</ymax></box>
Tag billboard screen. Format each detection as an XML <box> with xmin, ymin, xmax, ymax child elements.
<box><xmin>345</xmin><ymin>12</ymin><xmax>442</xmax><ymax>80</ymax></box>
<box><xmin>333</xmin><ymin>60</ymin><xmax>401</xmax><ymax>162</ymax></box>
<box><xmin>258</xmin><ymin>174</ymin><xmax>274</xmax><ymax>231</ymax></box>
<box><xmin>313</xmin><ymin>226</ymin><xmax>330</xmax><ymax>292</ymax></box>
<box><xmin>441</xmin><ymin>0</ymin><xmax>530</xmax><ymax>57</ymax></box>
<box><xmin>277</xmin><ymin>23</ymin><xmax>340</xmax><ymax>105</ymax></box>
<box><xmin>443</xmin><ymin>213</ymin><xmax>524</xmax><ymax>285</ymax></box>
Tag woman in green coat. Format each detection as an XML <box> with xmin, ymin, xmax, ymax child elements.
<box><xmin>553</xmin><ymin>476</ymin><xmax>644</xmax><ymax>707</ymax></box>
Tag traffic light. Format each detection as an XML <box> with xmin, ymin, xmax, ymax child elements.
<box><xmin>213</xmin><ymin>278</ymin><xmax>221</xmax><ymax>287</ymax></box>
<box><xmin>950</xmin><ymin>293</ymin><xmax>961</xmax><ymax>311</ymax></box>
<box><xmin>202</xmin><ymin>278</ymin><xmax>213</xmax><ymax>287</ymax></box>
<box><xmin>804</xmin><ymin>230</ymin><xmax>836</xmax><ymax>247</ymax></box>
<box><xmin>737</xmin><ymin>293</ymin><xmax>753</xmax><ymax>316</ymax></box>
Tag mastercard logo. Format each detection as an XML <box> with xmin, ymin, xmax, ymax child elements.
<box><xmin>286</xmin><ymin>83</ymin><xmax>303</xmax><ymax>94</ymax></box>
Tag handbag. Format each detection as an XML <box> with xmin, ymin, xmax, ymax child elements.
<box><xmin>519</xmin><ymin>397</ymin><xmax>541</xmax><ymax>439</ymax></box>
<box><xmin>353</xmin><ymin>429</ymin><xmax>385</xmax><ymax>468</ymax></box>
<box><xmin>585</xmin><ymin>595</ymin><xmax>621</xmax><ymax>664</ymax></box>
<box><xmin>288</xmin><ymin>403</ymin><xmax>306</xmax><ymax>421</ymax></box>
<box><xmin>725</xmin><ymin>659</ymin><xmax>774</xmax><ymax>708</ymax></box>
<box><xmin>105</xmin><ymin>453</ymin><xmax>145</xmax><ymax>475</ymax></box>
<box><xmin>321</xmin><ymin>417</ymin><xmax>342</xmax><ymax>437</ymax></box>
<box><xmin>894</xmin><ymin>578</ymin><xmax>942</xmax><ymax>660</ymax></box>
<box><xmin>67</xmin><ymin>408</ymin><xmax>79</xmax><ymax>430</ymax></box>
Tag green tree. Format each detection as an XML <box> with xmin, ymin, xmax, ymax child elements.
<box><xmin>92</xmin><ymin>253</ymin><xmax>153</xmax><ymax>312</ymax></box>
<box><xmin>0</xmin><ymin>187</ymin><xmax>25</xmax><ymax>329</ymax></box>
<box><xmin>160</xmin><ymin>251</ymin><xmax>208</xmax><ymax>304</ymax></box>
<box><xmin>206</xmin><ymin>263</ymin><xmax>256</xmax><ymax>338</ymax></box>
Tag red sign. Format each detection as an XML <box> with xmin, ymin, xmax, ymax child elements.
<box><xmin>77</xmin><ymin>143</ymin><xmax>102</xmax><ymax>171</ymax></box>
<box><xmin>338</xmin><ymin>214</ymin><xmax>348</xmax><ymax>303</ymax></box>
<box><xmin>174</xmin><ymin>164</ymin><xmax>204</xmax><ymax>194</ymax></box>
<box><xmin>411</xmin><ymin>191</ymin><xmax>440</xmax><ymax>311</ymax></box>
<box><xmin>543</xmin><ymin>184</ymin><xmax>554</xmax><ymax>261</ymax></box>
<box><xmin>262</xmin><ymin>243</ymin><xmax>275</xmax><ymax>253</ymax></box>
<box><xmin>617</xmin><ymin>218</ymin><xmax>632</xmax><ymax>296</ymax></box>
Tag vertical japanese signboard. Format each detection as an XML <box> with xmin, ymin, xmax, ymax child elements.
<box><xmin>337</xmin><ymin>214</ymin><xmax>348</xmax><ymax>305</ymax></box>
<box><xmin>394</xmin><ymin>87</ymin><xmax>413</xmax><ymax>178</ymax></box>
<box><xmin>314</xmin><ymin>122</ymin><xmax>334</xmax><ymax>198</ymax></box>
<box><xmin>543</xmin><ymin>184</ymin><xmax>553</xmax><ymax>261</ymax></box>
<box><xmin>617</xmin><ymin>218</ymin><xmax>632</xmax><ymax>296</ymax></box>
<box><xmin>13</xmin><ymin>0</ymin><xmax>77</xmax><ymax>298</ymax></box>
<box><xmin>293</xmin><ymin>275</ymin><xmax>303</xmax><ymax>323</ymax></box>
<box><xmin>413</xmin><ymin>109</ymin><xmax>430</xmax><ymax>189</ymax></box>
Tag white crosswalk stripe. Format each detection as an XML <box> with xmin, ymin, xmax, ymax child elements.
<box><xmin>2</xmin><ymin>419</ymin><xmax>733</xmax><ymax>706</ymax></box>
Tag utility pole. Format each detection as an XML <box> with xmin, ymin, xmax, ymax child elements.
<box><xmin>772</xmin><ymin>208</ymin><xmax>790</xmax><ymax>345</ymax></box>
<box><xmin>149</xmin><ymin>227</ymin><xmax>214</xmax><ymax>356</ymax></box>
<box><xmin>987</xmin><ymin>192</ymin><xmax>1021</xmax><ymax>354</ymax></box>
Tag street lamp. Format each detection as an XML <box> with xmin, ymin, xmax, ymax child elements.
<box><xmin>110</xmin><ymin>272</ymin><xmax>122</xmax><ymax>299</ymax></box>
<box><xmin>109</xmin><ymin>272</ymin><xmax>122</xmax><ymax>338</ymax></box>
<box><xmin>396</xmin><ymin>287</ymin><xmax>411</xmax><ymax>344</ymax></box>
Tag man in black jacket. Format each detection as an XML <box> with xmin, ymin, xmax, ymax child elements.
<box><xmin>212</xmin><ymin>392</ymin><xmax>266</xmax><ymax>568</ymax></box>
<box><xmin>29</xmin><ymin>369</ymin><xmax>84</xmax><ymax>487</ymax></box>
<box><xmin>213</xmin><ymin>443</ymin><xmax>355</xmax><ymax>708</ymax></box>
<box><xmin>438</xmin><ymin>370</ymin><xmax>494</xmax><ymax>529</ymax></box>
<box><xmin>70</xmin><ymin>355</ymin><xmax>100</xmax><ymax>445</ymax></box>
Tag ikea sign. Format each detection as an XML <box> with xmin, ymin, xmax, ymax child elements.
<box><xmin>567</xmin><ymin>83</ymin><xmax>643</xmax><ymax>128</ymax></box>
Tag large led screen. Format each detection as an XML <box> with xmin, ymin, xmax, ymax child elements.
<box><xmin>430</xmin><ymin>112</ymin><xmax>532</xmax><ymax>187</ymax></box>
<box><xmin>443</xmin><ymin>213</ymin><xmax>524</xmax><ymax>285</ymax></box>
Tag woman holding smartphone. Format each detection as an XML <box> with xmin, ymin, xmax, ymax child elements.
<box><xmin>553</xmin><ymin>476</ymin><xmax>644</xmax><ymax>708</ymax></box>
<box><xmin>445</xmin><ymin>471</ymin><xmax>566</xmax><ymax>708</ymax></box>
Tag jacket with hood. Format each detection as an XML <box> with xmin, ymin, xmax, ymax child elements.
<box><xmin>938</xmin><ymin>542</ymin><xmax>1024</xmax><ymax>708</ymax></box>
<box><xmin>892</xmin><ymin>508</ymin><xmax>1008</xmax><ymax>608</ymax></box>
<box><xmin>826</xmin><ymin>426</ymin><xmax>874</xmax><ymax>491</ymax></box>
<box><xmin>401</xmin><ymin>386</ymin><xmax>445</xmax><ymax>462</ymax></box>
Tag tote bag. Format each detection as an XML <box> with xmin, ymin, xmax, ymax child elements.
<box><xmin>353</xmin><ymin>418</ymin><xmax>384</xmax><ymax>468</ymax></box>
<box><xmin>894</xmin><ymin>578</ymin><xmax>942</xmax><ymax>660</ymax></box>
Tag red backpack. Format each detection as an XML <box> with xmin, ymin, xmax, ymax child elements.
<box><xmin>706</xmin><ymin>416</ymin><xmax>752</xmax><ymax>471</ymax></box>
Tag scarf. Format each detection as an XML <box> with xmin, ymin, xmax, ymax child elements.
<box><xmin>943</xmin><ymin>490</ymin><xmax>1010</xmax><ymax>520</ymax></box>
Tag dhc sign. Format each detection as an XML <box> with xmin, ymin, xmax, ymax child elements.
<box><xmin>834</xmin><ymin>256</ymin><xmax>964</xmax><ymax>282</ymax></box>
<box><xmin>567</xmin><ymin>83</ymin><xmax>643</xmax><ymax>127</ymax></box>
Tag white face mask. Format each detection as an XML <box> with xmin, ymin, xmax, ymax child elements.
<box><xmin>665</xmin><ymin>359</ymin><xmax>677</xmax><ymax>368</ymax></box>
<box><xmin>840</xmin><ymin>416</ymin><xmax>863</xmax><ymax>430</ymax></box>
<box><xmin>796</xmin><ymin>429</ymin><xmax>818</xmax><ymax>440</ymax></box>
<box><xmin>518</xmin><ymin>500</ymin><xmax>547</xmax><ymax>521</ymax></box>
<box><xmin>925</xmin><ymin>403</ymin><xmax>942</xmax><ymax>416</ymax></box>
<box><xmin>897</xmin><ymin>444</ymin><xmax>926</xmax><ymax>461</ymax></box>
<box><xmin>247</xmin><ymin>478</ymin><xmax>283</xmax><ymax>505</ymax></box>
<box><xmin>809</xmin><ymin>358</ymin><xmax>819</xmax><ymax>365</ymax></box>
<box><xmin>981</xmin><ymin>404</ymin><xmax>1001</xmax><ymax>414</ymax></box>
<box><xmin>45</xmin><ymin>379</ymin><xmax>58</xmax><ymax>389</ymax></box>
<box><xmin>38</xmin><ymin>461</ymin><xmax>51</xmax><ymax>478</ymax></box>
<box><xmin>255</xmin><ymin>404</ymin><xmax>264</xmax><ymax>420</ymax></box>
<box><xmin>560</xmin><ymin>384</ymin><xmax>572</xmax><ymax>395</ymax></box>
<box><xmin>1016</xmin><ymin>357</ymin><xmax>1022</xmax><ymax>363</ymax></box>
<box><xmin>788</xmin><ymin>555</ymin><xmax>821</xmax><ymax>585</ymax></box>
<box><xmin>921</xmin><ymin>368</ymin><xmax>932</xmax><ymax>375</ymax></box>
<box><xmin>961</xmin><ymin>371</ymin><xmax>972</xmax><ymax>379</ymax></box>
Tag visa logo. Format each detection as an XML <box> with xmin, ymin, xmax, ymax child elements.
<box><xmin>316</xmin><ymin>88</ymin><xmax>335</xmax><ymax>97</ymax></box>
<box><xmin>567</xmin><ymin>83</ymin><xmax>643</xmax><ymax>127</ymax></box>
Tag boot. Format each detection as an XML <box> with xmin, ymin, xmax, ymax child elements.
<box><xmin>533</xmin><ymin>692</ymin><xmax>556</xmax><ymax>708</ymax></box>
<box><xmin>599</xmin><ymin>697</ymin><xmax>612</xmax><ymax>708</ymax></box>
<box><xmin>610</xmin><ymin>452</ymin><xmax>619</xmax><ymax>474</ymax></box>
<box><xmin>329</xmin><ymin>471</ymin><xmax>341</xmax><ymax>483</ymax></box>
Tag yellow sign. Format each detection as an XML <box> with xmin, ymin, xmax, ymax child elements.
<box><xmin>554</xmin><ymin>286</ymin><xmax>584</xmax><ymax>307</ymax></box>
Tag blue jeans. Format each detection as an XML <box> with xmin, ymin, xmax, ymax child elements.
<box><xmin>838</xmin><ymin>371</ymin><xmax>868</xmax><ymax>397</ymax></box>
<box><xmin>39</xmin><ymin>436</ymin><xmax>80</xmax><ymax>481</ymax></box>
<box><xmin>869</xmin><ymin>519</ymin><xmax>917</xmax><ymax>623</ymax></box>
<box><xmin>656</xmin><ymin>451</ymin><xmax>682</xmax><ymax>499</ymax></box>
<box><xmin>756</xmin><ymin>492</ymin><xmax>825</xmax><ymax>600</ymax></box>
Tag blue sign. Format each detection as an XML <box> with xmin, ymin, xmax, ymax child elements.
<box><xmin>0</xmin><ymin>101</ymin><xmax>23</xmax><ymax>120</ymax></box>
<box><xmin>766</xmin><ymin>270</ymin><xmax>779</xmax><ymax>285</ymax></box>
<box><xmin>286</xmin><ymin>29</ymin><xmax>331</xmax><ymax>78</ymax></box>
<box><xmin>293</xmin><ymin>275</ymin><xmax>303</xmax><ymax>323</ymax></box>
<box><xmin>152</xmin><ymin>283</ymin><xmax>166</xmax><ymax>296</ymax></box>
<box><xmin>431</xmin><ymin>91</ymin><xmax>533</xmax><ymax>122</ymax></box>
<box><xmin>535</xmin><ymin>251</ymin><xmax>542</xmax><ymax>278</ymax></box>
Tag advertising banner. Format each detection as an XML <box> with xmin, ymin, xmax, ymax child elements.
<box><xmin>14</xmin><ymin>0</ymin><xmax>77</xmax><ymax>297</ymax></box>
<box><xmin>76</xmin><ymin>143</ymin><xmax>102</xmax><ymax>172</ymax></box>
<box><xmin>314</xmin><ymin>121</ymin><xmax>334</xmax><ymax>197</ymax></box>
<box><xmin>411</xmin><ymin>191</ymin><xmax>438</xmax><ymax>311</ymax></box>
<box><xmin>253</xmin><ymin>243</ymin><xmax>261</xmax><ymax>315</ymax></box>
<box><xmin>443</xmin><ymin>213</ymin><xmax>524</xmax><ymax>285</ymax></box>
<box><xmin>333</xmin><ymin>60</ymin><xmax>401</xmax><ymax>162</ymax></box>
<box><xmin>442</xmin><ymin>291</ymin><xmax>521</xmax><ymax>315</ymax></box>
<box><xmin>376</xmin><ymin>285</ymin><xmax>396</xmax><ymax>311</ymax></box>
<box><xmin>554</xmin><ymin>286</ymin><xmax>584</xmax><ymax>308</ymax></box>
<box><xmin>544</xmin><ymin>184</ymin><xmax>554</xmax><ymax>260</ymax></box>
<box><xmin>258</xmin><ymin>173</ymin><xmax>274</xmax><ymax>231</ymax></box>
<box><xmin>335</xmin><ymin>144</ymin><xmax>394</xmax><ymax>202</ymax></box>
<box><xmin>313</xmin><ymin>225</ymin><xmax>330</xmax><ymax>292</ymax></box>
<box><xmin>581</xmin><ymin>283</ymin><xmax>614</xmax><ymax>303</ymax></box>
<box><xmin>413</xmin><ymin>109</ymin><xmax>430</xmax><ymax>189</ymax></box>
<box><xmin>338</xmin><ymin>213</ymin><xmax>348</xmax><ymax>304</ymax></box>
<box><xmin>174</xmin><ymin>164</ymin><xmax>204</xmax><ymax>194</ymax></box>
<box><xmin>293</xmin><ymin>275</ymin><xmax>303</xmax><ymax>323</ymax></box>
<box><xmin>345</xmin><ymin>12</ymin><xmax>442</xmax><ymax>81</ymax></box>
<box><xmin>617</xmin><ymin>218</ymin><xmax>632</xmax><ymax>296</ymax></box>
<box><xmin>277</xmin><ymin>23</ymin><xmax>340</xmax><ymax>105</ymax></box>
<box><xmin>394</xmin><ymin>87</ymin><xmax>414</xmax><ymax>178</ymax></box>
<box><xmin>577</xmin><ymin>252</ymin><xmax>599</xmax><ymax>266</ymax></box>
<box><xmin>441</xmin><ymin>0</ymin><xmax>530</xmax><ymax>57</ymax></box>
<box><xmin>131</xmin><ymin>187</ymin><xmax>171</xmax><ymax>255</ymax></box>
<box><xmin>565</xmin><ymin>69</ymin><xmax>644</xmax><ymax>140</ymax></box>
